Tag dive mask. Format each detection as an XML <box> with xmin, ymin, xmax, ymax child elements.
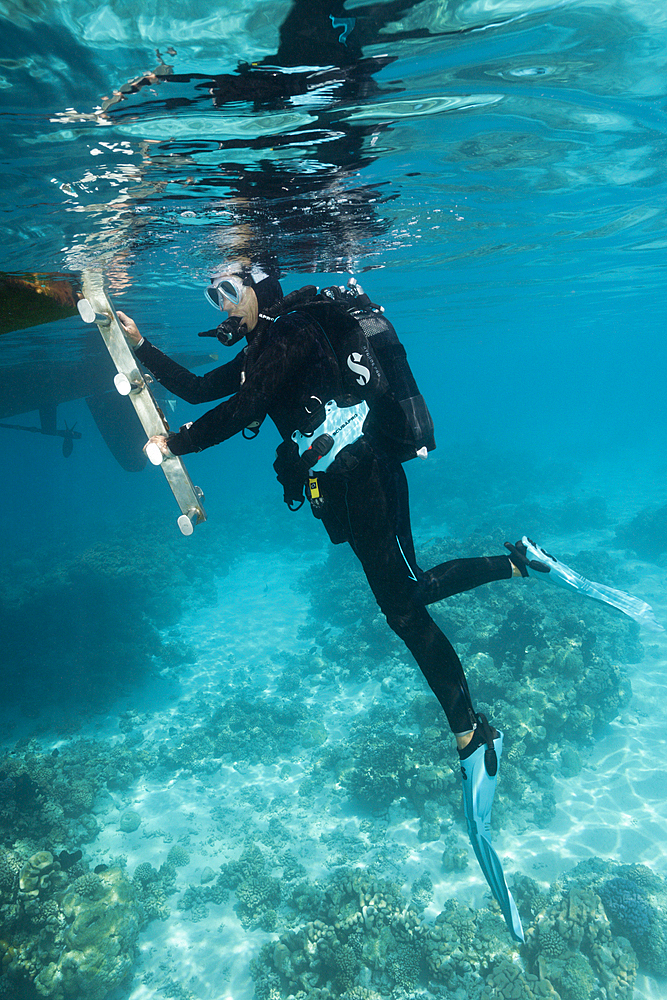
<box><xmin>204</xmin><ymin>274</ymin><xmax>245</xmax><ymax>310</ymax></box>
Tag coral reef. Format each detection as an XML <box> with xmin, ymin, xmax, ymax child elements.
<box><xmin>1</xmin><ymin>478</ymin><xmax>654</xmax><ymax>1000</ymax></box>
<box><xmin>156</xmin><ymin>694</ymin><xmax>329</xmax><ymax>772</ymax></box>
<box><xmin>512</xmin><ymin>856</ymin><xmax>667</xmax><ymax>995</ymax></box>
<box><xmin>579</xmin><ymin>860</ymin><xmax>667</xmax><ymax>977</ymax></box>
<box><xmin>615</xmin><ymin>502</ymin><xmax>667</xmax><ymax>560</ymax></box>
<box><xmin>177</xmin><ymin>843</ymin><xmax>291</xmax><ymax>930</ymax></box>
<box><xmin>247</xmin><ymin>855</ymin><xmax>652</xmax><ymax>1000</ymax></box>
<box><xmin>310</xmin><ymin>707</ymin><xmax>461</xmax><ymax>838</ymax></box>
<box><xmin>0</xmin><ymin>848</ymin><xmax>142</xmax><ymax>999</ymax></box>
<box><xmin>0</xmin><ymin>738</ymin><xmax>157</xmax><ymax>851</ymax></box>
<box><xmin>522</xmin><ymin>881</ymin><xmax>636</xmax><ymax>1000</ymax></box>
<box><xmin>252</xmin><ymin>867</ymin><xmax>427</xmax><ymax>999</ymax></box>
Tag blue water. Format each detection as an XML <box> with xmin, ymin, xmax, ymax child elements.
<box><xmin>3</xmin><ymin>2</ymin><xmax>667</xmax><ymax>999</ymax></box>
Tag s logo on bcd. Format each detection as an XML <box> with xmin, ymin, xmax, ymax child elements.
<box><xmin>347</xmin><ymin>352</ymin><xmax>371</xmax><ymax>386</ymax></box>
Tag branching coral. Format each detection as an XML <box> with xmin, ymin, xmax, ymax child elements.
<box><xmin>132</xmin><ymin>860</ymin><xmax>178</xmax><ymax>923</ymax></box>
<box><xmin>247</xmin><ymin>855</ymin><xmax>654</xmax><ymax>1000</ymax></box>
<box><xmin>0</xmin><ymin>738</ymin><xmax>158</xmax><ymax>852</ymax></box>
<box><xmin>252</xmin><ymin>867</ymin><xmax>426</xmax><ymax>999</ymax></box>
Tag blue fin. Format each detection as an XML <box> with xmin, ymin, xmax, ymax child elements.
<box><xmin>521</xmin><ymin>536</ymin><xmax>663</xmax><ymax>631</ymax></box>
<box><xmin>460</xmin><ymin>733</ymin><xmax>525</xmax><ymax>943</ymax></box>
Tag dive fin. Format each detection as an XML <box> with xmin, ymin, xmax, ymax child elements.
<box><xmin>460</xmin><ymin>731</ymin><xmax>525</xmax><ymax>943</ymax></box>
<box><xmin>521</xmin><ymin>536</ymin><xmax>663</xmax><ymax>631</ymax></box>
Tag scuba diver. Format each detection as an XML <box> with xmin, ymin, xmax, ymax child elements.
<box><xmin>116</xmin><ymin>264</ymin><xmax>661</xmax><ymax>943</ymax></box>
<box><xmin>116</xmin><ymin>263</ymin><xmax>532</xmax><ymax>939</ymax></box>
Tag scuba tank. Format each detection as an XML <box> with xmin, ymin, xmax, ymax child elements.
<box><xmin>279</xmin><ymin>278</ymin><xmax>436</xmax><ymax>463</ymax></box>
<box><xmin>346</xmin><ymin>282</ymin><xmax>435</xmax><ymax>462</ymax></box>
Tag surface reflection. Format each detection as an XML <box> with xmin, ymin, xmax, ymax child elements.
<box><xmin>87</xmin><ymin>0</ymin><xmax>430</xmax><ymax>273</ymax></box>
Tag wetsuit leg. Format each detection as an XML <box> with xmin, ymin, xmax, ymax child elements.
<box><xmin>325</xmin><ymin>445</ymin><xmax>477</xmax><ymax>733</ymax></box>
<box><xmin>418</xmin><ymin>557</ymin><xmax>513</xmax><ymax>604</ymax></box>
<box><xmin>387</xmin><ymin>455</ymin><xmax>513</xmax><ymax>604</ymax></box>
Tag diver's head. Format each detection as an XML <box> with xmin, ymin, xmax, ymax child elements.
<box><xmin>205</xmin><ymin>264</ymin><xmax>283</xmax><ymax>345</ymax></box>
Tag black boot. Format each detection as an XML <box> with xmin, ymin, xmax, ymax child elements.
<box><xmin>504</xmin><ymin>538</ymin><xmax>550</xmax><ymax>577</ymax></box>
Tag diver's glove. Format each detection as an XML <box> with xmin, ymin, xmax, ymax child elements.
<box><xmin>504</xmin><ymin>539</ymin><xmax>550</xmax><ymax>577</ymax></box>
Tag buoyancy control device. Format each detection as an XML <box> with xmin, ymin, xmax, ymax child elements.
<box><xmin>281</xmin><ymin>278</ymin><xmax>436</xmax><ymax>464</ymax></box>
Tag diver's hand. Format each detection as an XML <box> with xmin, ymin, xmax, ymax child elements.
<box><xmin>144</xmin><ymin>434</ymin><xmax>174</xmax><ymax>465</ymax></box>
<box><xmin>116</xmin><ymin>310</ymin><xmax>142</xmax><ymax>346</ymax></box>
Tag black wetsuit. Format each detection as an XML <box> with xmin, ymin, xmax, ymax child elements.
<box><xmin>135</xmin><ymin>312</ymin><xmax>513</xmax><ymax>734</ymax></box>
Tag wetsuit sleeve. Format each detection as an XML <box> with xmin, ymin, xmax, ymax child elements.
<box><xmin>134</xmin><ymin>338</ymin><xmax>245</xmax><ymax>403</ymax></box>
<box><xmin>165</xmin><ymin>316</ymin><xmax>309</xmax><ymax>456</ymax></box>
